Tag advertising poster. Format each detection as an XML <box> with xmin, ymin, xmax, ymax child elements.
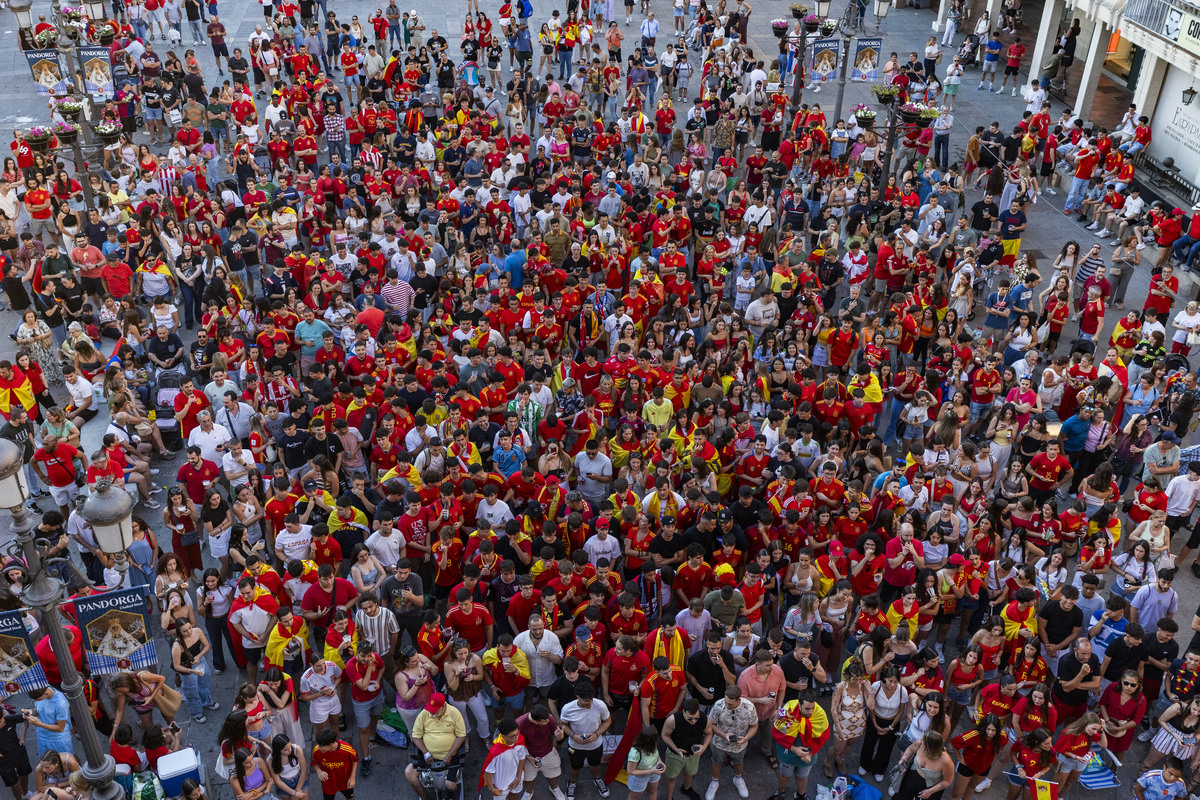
<box><xmin>811</xmin><ymin>38</ymin><xmax>840</xmax><ymax>84</ymax></box>
<box><xmin>78</xmin><ymin>45</ymin><xmax>114</xmax><ymax>98</ymax></box>
<box><xmin>74</xmin><ymin>587</ymin><xmax>155</xmax><ymax>674</ymax></box>
<box><xmin>0</xmin><ymin>611</ymin><xmax>47</xmax><ymax>699</ymax></box>
<box><xmin>26</xmin><ymin>49</ymin><xmax>69</xmax><ymax>96</ymax></box>
<box><xmin>852</xmin><ymin>37</ymin><xmax>882</xmax><ymax>81</ymax></box>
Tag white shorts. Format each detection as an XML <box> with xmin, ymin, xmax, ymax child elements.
<box><xmin>48</xmin><ymin>483</ymin><xmax>80</xmax><ymax>507</ymax></box>
<box><xmin>309</xmin><ymin>696</ymin><xmax>342</xmax><ymax>724</ymax></box>
<box><xmin>209</xmin><ymin>529</ymin><xmax>231</xmax><ymax>558</ymax></box>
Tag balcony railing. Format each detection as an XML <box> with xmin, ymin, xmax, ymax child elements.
<box><xmin>1124</xmin><ymin>0</ymin><xmax>1200</xmax><ymax>37</ymax></box>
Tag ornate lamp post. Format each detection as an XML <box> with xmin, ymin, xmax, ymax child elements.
<box><xmin>10</xmin><ymin>0</ymin><xmax>35</xmax><ymax>49</ymax></box>
<box><xmin>812</xmin><ymin>0</ymin><xmax>890</xmax><ymax>128</ymax></box>
<box><xmin>0</xmin><ymin>440</ymin><xmax>129</xmax><ymax>800</ymax></box>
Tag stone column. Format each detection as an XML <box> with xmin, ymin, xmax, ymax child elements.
<box><xmin>1028</xmin><ymin>0</ymin><xmax>1064</xmax><ymax>88</ymax></box>
<box><xmin>1074</xmin><ymin>19</ymin><xmax>1110</xmax><ymax>120</ymax></box>
<box><xmin>1131</xmin><ymin>50</ymin><xmax>1167</xmax><ymax>121</ymax></box>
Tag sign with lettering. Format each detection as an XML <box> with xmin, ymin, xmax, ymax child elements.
<box><xmin>1149</xmin><ymin>66</ymin><xmax>1200</xmax><ymax>185</ymax></box>
<box><xmin>74</xmin><ymin>588</ymin><xmax>155</xmax><ymax>674</ymax></box>
<box><xmin>0</xmin><ymin>611</ymin><xmax>47</xmax><ymax>698</ymax></box>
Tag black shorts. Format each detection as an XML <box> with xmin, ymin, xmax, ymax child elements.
<box><xmin>81</xmin><ymin>275</ymin><xmax>105</xmax><ymax>297</ymax></box>
<box><xmin>323</xmin><ymin>791</ymin><xmax>353</xmax><ymax>800</ymax></box>
<box><xmin>244</xmin><ymin>645</ymin><xmax>265</xmax><ymax>665</ymax></box>
<box><xmin>434</xmin><ymin>583</ymin><xmax>454</xmax><ymax>601</ymax></box>
<box><xmin>1004</xmin><ymin>65</ymin><xmax>1019</xmax><ymax>75</ymax></box>
<box><xmin>212</xmin><ymin>42</ymin><xmax>229</xmax><ymax>58</ymax></box>
<box><xmin>1185</xmin><ymin>518</ymin><xmax>1200</xmax><ymax>550</ymax></box>
<box><xmin>253</xmin><ymin>66</ymin><xmax>265</xmax><ymax>84</ymax></box>
<box><xmin>0</xmin><ymin>751</ymin><xmax>31</xmax><ymax>787</ymax></box>
<box><xmin>956</xmin><ymin>762</ymin><xmax>979</xmax><ymax>778</ymax></box>
<box><xmin>1169</xmin><ymin>513</ymin><xmax>1193</xmax><ymax>534</ymax></box>
<box><xmin>1039</xmin><ymin>161</ymin><xmax>1054</xmax><ymax>177</ymax></box>
<box><xmin>568</xmin><ymin>747</ymin><xmax>603</xmax><ymax>769</ymax></box>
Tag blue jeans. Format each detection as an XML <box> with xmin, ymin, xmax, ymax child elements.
<box><xmin>179</xmin><ymin>656</ymin><xmax>214</xmax><ymax>718</ymax></box>
<box><xmin>189</xmin><ymin>20</ymin><xmax>205</xmax><ymax>40</ymax></box>
<box><xmin>1174</xmin><ymin>235</ymin><xmax>1200</xmax><ymax>265</ymax></box>
<box><xmin>327</xmin><ymin>139</ymin><xmax>347</xmax><ymax>162</ymax></box>
<box><xmin>24</xmin><ymin>463</ymin><xmax>43</xmax><ymax>496</ymax></box>
<box><xmin>558</xmin><ymin>51</ymin><xmax>572</xmax><ymax>78</ymax></box>
<box><xmin>1118</xmin><ymin>141</ymin><xmax>1144</xmax><ymax>155</ymax></box>
<box><xmin>882</xmin><ymin>397</ymin><xmax>906</xmax><ymax>445</ymax></box>
<box><xmin>388</xmin><ymin>23</ymin><xmax>402</xmax><ymax>47</ymax></box>
<box><xmin>180</xmin><ymin>278</ymin><xmax>205</xmax><ymax>326</ymax></box>
<box><xmin>131</xmin><ymin>17</ymin><xmax>148</xmax><ymax>39</ymax></box>
<box><xmin>1063</xmin><ymin>176</ymin><xmax>1089</xmax><ymax>212</ymax></box>
<box><xmin>934</xmin><ymin>134</ymin><xmax>950</xmax><ymax>169</ymax></box>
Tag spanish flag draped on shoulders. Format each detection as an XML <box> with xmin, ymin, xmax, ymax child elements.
<box><xmin>226</xmin><ymin>584</ymin><xmax>279</xmax><ymax>668</ymax></box>
<box><xmin>1000</xmin><ymin>597</ymin><xmax>1038</xmax><ymax>657</ymax></box>
<box><xmin>0</xmin><ymin>363</ymin><xmax>37</xmax><ymax>420</ymax></box>
<box><xmin>772</xmin><ymin>698</ymin><xmax>831</xmax><ymax>753</ymax></box>
<box><xmin>265</xmin><ymin>609</ymin><xmax>311</xmax><ymax>671</ymax></box>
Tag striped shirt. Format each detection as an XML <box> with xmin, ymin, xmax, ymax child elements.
<box><xmin>354</xmin><ymin>606</ymin><xmax>400</xmax><ymax>655</ymax></box>
<box><xmin>380</xmin><ymin>279</ymin><xmax>415</xmax><ymax>316</ymax></box>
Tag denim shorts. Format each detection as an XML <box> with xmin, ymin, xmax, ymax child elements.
<box><xmin>946</xmin><ymin>684</ymin><xmax>974</xmax><ymax>705</ymax></box>
<box><xmin>144</xmin><ymin>107</ymin><xmax>163</xmax><ymax>120</ymax></box>
<box><xmin>626</xmin><ymin>772</ymin><xmax>661</xmax><ymax>792</ymax></box>
<box><xmin>776</xmin><ymin>745</ymin><xmax>813</xmax><ymax>778</ymax></box>
<box><xmin>352</xmin><ymin>693</ymin><xmax>384</xmax><ymax>729</ymax></box>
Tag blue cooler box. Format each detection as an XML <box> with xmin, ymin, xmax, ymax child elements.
<box><xmin>158</xmin><ymin>748</ymin><xmax>202</xmax><ymax>797</ymax></box>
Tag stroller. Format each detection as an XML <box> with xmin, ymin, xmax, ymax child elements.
<box><xmin>152</xmin><ymin>369</ymin><xmax>186</xmax><ymax>451</ymax></box>
<box><xmin>957</xmin><ymin>33</ymin><xmax>981</xmax><ymax>68</ymax></box>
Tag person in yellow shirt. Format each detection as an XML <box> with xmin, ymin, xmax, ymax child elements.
<box><xmin>643</xmin><ymin>388</ymin><xmax>674</xmax><ymax>430</ymax></box>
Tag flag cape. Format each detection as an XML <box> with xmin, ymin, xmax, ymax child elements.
<box><xmin>477</xmin><ymin>733</ymin><xmax>528</xmax><ymax>792</ymax></box>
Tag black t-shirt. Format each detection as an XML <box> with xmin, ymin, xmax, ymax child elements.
<box><xmin>1101</xmin><ymin>637</ymin><xmax>1148</xmax><ymax>681</ymax></box>
<box><xmin>970</xmin><ymin>200</ymin><xmax>999</xmax><ymax>232</ymax></box>
<box><xmin>410</xmin><ymin>273</ymin><xmax>438</xmax><ymax>308</ymax></box>
<box><xmin>1053</xmin><ymin>652</ymin><xmax>1100</xmax><ymax>706</ymax></box>
<box><xmin>380</xmin><ymin>571</ymin><xmax>425</xmax><ymax>622</ymax></box>
<box><xmin>55</xmin><ymin>283</ymin><xmax>85</xmax><ymax>318</ymax></box>
<box><xmin>147</xmin><ymin>333</ymin><xmax>184</xmax><ymax>364</ymax></box>
<box><xmin>1143</xmin><ymin>636</ymin><xmax>1180</xmax><ymax>683</ymax></box>
<box><xmin>648</xmin><ymin>533</ymin><xmax>685</xmax><ymax>564</ymax></box>
<box><xmin>278</xmin><ymin>430</ymin><xmax>311</xmax><ymax>469</ymax></box>
<box><xmin>1039</xmin><ymin>599</ymin><xmax>1083</xmax><ymax>646</ymax></box>
<box><xmin>265</xmin><ymin>352</ymin><xmax>298</xmax><ymax>377</ymax></box>
<box><xmin>780</xmin><ymin>651</ymin><xmax>818</xmax><ymax>702</ymax></box>
<box><xmin>548</xmin><ymin>674</ymin><xmax>586</xmax><ymax>712</ymax></box>
<box><xmin>305</xmin><ymin>433</ymin><xmax>344</xmax><ymax>464</ymax></box>
<box><xmin>190</xmin><ymin>340</ymin><xmax>219</xmax><ymax>378</ymax></box>
<box><xmin>686</xmin><ymin>648</ymin><xmax>735</xmax><ymax>701</ymax></box>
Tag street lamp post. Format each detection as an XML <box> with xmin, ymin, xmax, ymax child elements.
<box><xmin>9</xmin><ymin>0</ymin><xmax>35</xmax><ymax>50</ymax></box>
<box><xmin>813</xmin><ymin>0</ymin><xmax>890</xmax><ymax>127</ymax></box>
<box><xmin>0</xmin><ymin>440</ymin><xmax>129</xmax><ymax>800</ymax></box>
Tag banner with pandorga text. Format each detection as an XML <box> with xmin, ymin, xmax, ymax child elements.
<box><xmin>74</xmin><ymin>588</ymin><xmax>155</xmax><ymax>674</ymax></box>
<box><xmin>0</xmin><ymin>610</ymin><xmax>48</xmax><ymax>699</ymax></box>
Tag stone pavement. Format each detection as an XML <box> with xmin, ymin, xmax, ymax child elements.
<box><xmin>0</xmin><ymin>0</ymin><xmax>1195</xmax><ymax>798</ymax></box>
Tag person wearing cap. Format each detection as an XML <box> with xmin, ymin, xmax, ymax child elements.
<box><xmin>405</xmin><ymin>691</ymin><xmax>467</xmax><ymax>798</ymax></box>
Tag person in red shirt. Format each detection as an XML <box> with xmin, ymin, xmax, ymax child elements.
<box><xmin>173</xmin><ymin>376</ymin><xmax>211</xmax><ymax>438</ymax></box>
<box><xmin>444</xmin><ymin>589</ymin><xmax>494</xmax><ymax>653</ymax></box>
<box><xmin>1154</xmin><ymin>207</ymin><xmax>1186</xmax><ymax>268</ymax></box>
<box><xmin>601</xmin><ymin>635</ymin><xmax>652</xmax><ymax>711</ymax></box>
<box><xmin>1025</xmin><ymin>441</ymin><xmax>1073</xmax><ymax>504</ymax></box>
<box><xmin>1064</xmin><ymin>146</ymin><xmax>1100</xmax><ymax>216</ymax></box>
<box><xmin>342</xmin><ymin>643</ymin><xmax>385</xmax><ymax>775</ymax></box>
<box><xmin>311</xmin><ymin>728</ymin><xmax>359</xmax><ymax>800</ymax></box>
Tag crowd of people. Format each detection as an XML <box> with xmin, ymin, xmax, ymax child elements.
<box><xmin>4</xmin><ymin>2</ymin><xmax>1200</xmax><ymax>800</ymax></box>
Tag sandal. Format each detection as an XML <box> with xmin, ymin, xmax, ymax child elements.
<box><xmin>824</xmin><ymin>762</ymin><xmax>835</xmax><ymax>779</ymax></box>
<box><xmin>766</xmin><ymin>753</ymin><xmax>780</xmax><ymax>769</ymax></box>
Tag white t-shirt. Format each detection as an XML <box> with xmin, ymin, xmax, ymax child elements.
<box><xmin>366</xmin><ymin>530</ymin><xmax>406</xmax><ymax>569</ymax></box>
<box><xmin>300</xmin><ymin>663</ymin><xmax>343</xmax><ymax>721</ymax></box>
<box><xmin>513</xmin><ymin>631</ymin><xmax>564</xmax><ymax>688</ymax></box>
<box><xmin>484</xmin><ymin>743</ymin><xmax>528</xmax><ymax>794</ymax></box>
<box><xmin>276</xmin><ymin>525</ymin><xmax>314</xmax><ymax>562</ymax></box>
<box><xmin>229</xmin><ymin>601</ymin><xmax>272</xmax><ymax>648</ymax></box>
<box><xmin>65</xmin><ymin>375</ymin><xmax>94</xmax><ymax>409</ymax></box>
<box><xmin>152</xmin><ymin>304</ymin><xmax>178</xmax><ymax>330</ymax></box>
<box><xmin>582</xmin><ymin>534</ymin><xmax>622</xmax><ymax>567</ymax></box>
<box><xmin>1172</xmin><ymin>309</ymin><xmax>1200</xmax><ymax>343</ymax></box>
<box><xmin>559</xmin><ymin>700</ymin><xmax>611</xmax><ymax>750</ymax></box>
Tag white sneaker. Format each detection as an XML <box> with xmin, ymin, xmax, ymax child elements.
<box><xmin>974</xmin><ymin>778</ymin><xmax>992</xmax><ymax>793</ymax></box>
<box><xmin>1097</xmin><ymin>230</ymin><xmax>1111</xmax><ymax>238</ymax></box>
<box><xmin>1138</xmin><ymin>728</ymin><xmax>1155</xmax><ymax>743</ymax></box>
<box><xmin>858</xmin><ymin>768</ymin><xmax>867</xmax><ymax>776</ymax></box>
<box><xmin>874</xmin><ymin>775</ymin><xmax>885</xmax><ymax>782</ymax></box>
<box><xmin>1086</xmin><ymin>223</ymin><xmax>1099</xmax><ymax>230</ymax></box>
<box><xmin>1046</xmin><ymin>187</ymin><xmax>1057</xmax><ymax>195</ymax></box>
<box><xmin>551</xmin><ymin>789</ymin><xmax>567</xmax><ymax>800</ymax></box>
<box><xmin>732</xmin><ymin>777</ymin><xmax>749</xmax><ymax>799</ymax></box>
<box><xmin>705</xmin><ymin>781</ymin><xmax>720</xmax><ymax>800</ymax></box>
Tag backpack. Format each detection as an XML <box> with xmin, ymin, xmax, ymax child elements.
<box><xmin>519</xmin><ymin>0</ymin><xmax>533</xmax><ymax>17</ymax></box>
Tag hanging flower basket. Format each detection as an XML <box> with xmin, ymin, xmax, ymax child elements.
<box><xmin>853</xmin><ymin>104</ymin><xmax>875</xmax><ymax>128</ymax></box>
<box><xmin>790</xmin><ymin>3</ymin><xmax>810</xmax><ymax>19</ymax></box>
<box><xmin>819</xmin><ymin>20</ymin><xmax>837</xmax><ymax>34</ymax></box>
<box><xmin>54</xmin><ymin>98</ymin><xmax>84</xmax><ymax>119</ymax></box>
<box><xmin>25</xmin><ymin>131</ymin><xmax>52</xmax><ymax>152</ymax></box>
<box><xmin>771</xmin><ymin>19</ymin><xmax>790</xmax><ymax>37</ymax></box>
<box><xmin>53</xmin><ymin>122</ymin><xmax>80</xmax><ymax>145</ymax></box>
<box><xmin>91</xmin><ymin>120</ymin><xmax>121</xmax><ymax>143</ymax></box>
<box><xmin>872</xmin><ymin>83</ymin><xmax>899</xmax><ymax>105</ymax></box>
<box><xmin>98</xmin><ymin>29</ymin><xmax>115</xmax><ymax>44</ymax></box>
<box><xmin>802</xmin><ymin>13</ymin><xmax>820</xmax><ymax>31</ymax></box>
<box><xmin>33</xmin><ymin>29</ymin><xmax>58</xmax><ymax>47</ymax></box>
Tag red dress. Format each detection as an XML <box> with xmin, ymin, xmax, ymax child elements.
<box><xmin>1097</xmin><ymin>682</ymin><xmax>1146</xmax><ymax>753</ymax></box>
<box><xmin>1057</xmin><ymin>364</ymin><xmax>1096</xmax><ymax>419</ymax></box>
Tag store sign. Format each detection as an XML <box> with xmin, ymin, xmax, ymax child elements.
<box><xmin>1149</xmin><ymin>67</ymin><xmax>1200</xmax><ymax>184</ymax></box>
<box><xmin>1158</xmin><ymin>5</ymin><xmax>1200</xmax><ymax>60</ymax></box>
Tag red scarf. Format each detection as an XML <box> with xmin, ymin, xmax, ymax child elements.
<box><xmin>477</xmin><ymin>734</ymin><xmax>527</xmax><ymax>791</ymax></box>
